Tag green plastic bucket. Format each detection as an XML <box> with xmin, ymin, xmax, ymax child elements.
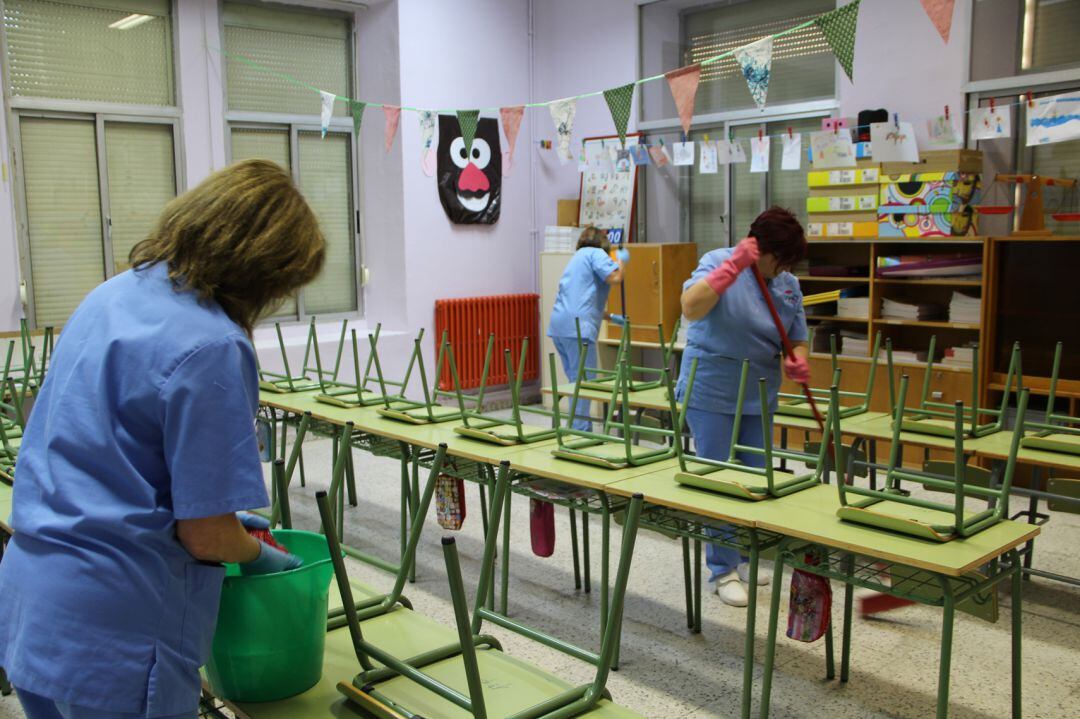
<box><xmin>205</xmin><ymin>530</ymin><xmax>336</xmax><ymax>702</ymax></box>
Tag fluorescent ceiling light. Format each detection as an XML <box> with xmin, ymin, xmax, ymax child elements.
<box><xmin>108</xmin><ymin>13</ymin><xmax>154</xmax><ymax>30</ymax></box>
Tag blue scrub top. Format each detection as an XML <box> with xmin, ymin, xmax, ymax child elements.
<box><xmin>0</xmin><ymin>263</ymin><xmax>269</xmax><ymax>716</ymax></box>
<box><xmin>675</xmin><ymin>248</ymin><xmax>808</xmax><ymax>414</ymax></box>
<box><xmin>547</xmin><ymin>247</ymin><xmax>619</xmax><ymax>341</ymax></box>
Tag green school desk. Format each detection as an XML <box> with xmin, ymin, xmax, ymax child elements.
<box><xmin>753</xmin><ymin>484</ymin><xmax>1038</xmax><ymax>719</ymax></box>
<box><xmin>606</xmin><ymin>469</ymin><xmax>786</xmax><ymax>719</ymax></box>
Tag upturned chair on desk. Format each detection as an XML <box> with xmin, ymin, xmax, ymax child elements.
<box><xmin>372</xmin><ymin>330</ymin><xmax>471</xmax><ymax>425</ymax></box>
<box><xmin>674</xmin><ymin>358</ymin><xmax>832</xmax><ymax>500</ymax></box>
<box><xmin>837</xmin><ymin>374</ymin><xmax>1031</xmax><ymax>541</ymax></box>
<box><xmin>549</xmin><ymin>351</ymin><xmax>680</xmax><ymax>469</ymax></box>
<box><xmin>887</xmin><ymin>336</ymin><xmax>1022</xmax><ymax>439</ymax></box>
<box><xmin>451</xmin><ymin>334</ymin><xmax>557</xmax><ymax>445</ymax></box>
<box><xmin>1021</xmin><ymin>341</ymin><xmax>1080</xmax><ymax>455</ymax></box>
<box><xmin>579</xmin><ymin>318</ymin><xmax>679</xmax><ymax>394</ymax></box>
<box><xmin>257</xmin><ymin>317</ymin><xmax>347</xmax><ymax>394</ymax></box>
<box><xmin>776</xmin><ymin>331</ymin><xmax>881</xmax><ymax>420</ymax></box>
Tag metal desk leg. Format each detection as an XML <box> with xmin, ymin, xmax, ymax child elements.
<box><xmin>583</xmin><ymin>511</ymin><xmax>592</xmax><ymax>593</ymax></box>
<box><xmin>694</xmin><ymin>539</ymin><xmax>702</xmax><ymax>634</ymax></box>
<box><xmin>936</xmin><ymin>587</ymin><xmax>956</xmax><ymax>719</ymax></box>
<box><xmin>345</xmin><ymin>443</ymin><xmax>358</xmax><ymax>507</ymax></box>
<box><xmin>569</xmin><ymin>508</ymin><xmax>582</xmax><ymax>590</ymax></box>
<box><xmin>1011</xmin><ymin>551</ymin><xmax>1023</xmax><ymax>719</ymax></box>
<box><xmin>479</xmin><ymin>481</ymin><xmax>489</xmax><ymax>538</ymax></box>
<box><xmin>841</xmin><ymin>555</ymin><xmax>854</xmax><ymax>682</ymax></box>
<box><xmin>682</xmin><ymin>536</ymin><xmax>694</xmax><ymax>630</ymax></box>
<box><xmin>500</xmin><ymin>485</ymin><xmax>511</xmax><ymax>615</ymax></box>
<box><xmin>868</xmin><ymin>438</ymin><xmax>877</xmax><ymax>490</ymax></box>
<box><xmin>485</xmin><ymin>465</ymin><xmax>496</xmax><ymax>610</ymax></box>
<box><xmin>409</xmin><ymin>448</ymin><xmax>421</xmax><ymax>584</ymax></box>
<box><xmin>779</xmin><ymin>427</ymin><xmax>788</xmax><ymax>472</ymax></box>
<box><xmin>824</xmin><ymin>604</ymin><xmax>835</xmax><ymax>680</ymax></box>
<box><xmin>740</xmin><ymin>532</ymin><xmax>761</xmax><ymax>719</ymax></box>
<box><xmin>758</xmin><ymin>543</ymin><xmax>788</xmax><ymax>719</ymax></box>
<box><xmin>398</xmin><ymin>443</ymin><xmax>409</xmax><ymax>573</ymax></box>
<box><xmin>297</xmin><ymin>444</ymin><xmax>306</xmax><ymax>488</ymax></box>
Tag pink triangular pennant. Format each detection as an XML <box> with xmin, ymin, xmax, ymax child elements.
<box><xmin>665</xmin><ymin>64</ymin><xmax>701</xmax><ymax>137</ymax></box>
<box><xmin>383</xmin><ymin>105</ymin><xmax>401</xmax><ymax>152</ymax></box>
<box><xmin>919</xmin><ymin>0</ymin><xmax>955</xmax><ymax>43</ymax></box>
<box><xmin>500</xmin><ymin>105</ymin><xmax>525</xmax><ymax>170</ymax></box>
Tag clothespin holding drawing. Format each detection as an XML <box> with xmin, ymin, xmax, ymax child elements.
<box><xmin>787</xmin><ymin>126</ymin><xmax>793</xmax><ymax>139</ymax></box>
<box><xmin>681</xmin><ymin>131</ymin><xmax>688</xmax><ymax>144</ymax></box>
<box><xmin>944</xmin><ymin>105</ymin><xmax>950</xmax><ymax>122</ymax></box>
<box><xmin>728</xmin><ymin>126</ymin><xmax>734</xmax><ymax>141</ymax></box>
<box><xmin>758</xmin><ymin>128</ymin><xmax>764</xmax><ymax>142</ymax></box>
<box><xmin>893</xmin><ymin>112</ymin><xmax>899</xmax><ymax>130</ymax></box>
<box><xmin>703</xmin><ymin>133</ymin><xmax>710</xmax><ymax>144</ymax></box>
<box><xmin>989</xmin><ymin>98</ymin><xmax>996</xmax><ymax>112</ymax></box>
<box><xmin>1027</xmin><ymin>90</ymin><xmax>1035</xmax><ymax>109</ymax></box>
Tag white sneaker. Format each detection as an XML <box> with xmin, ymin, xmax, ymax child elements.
<box><xmin>737</xmin><ymin>561</ymin><xmax>772</xmax><ymax>586</ymax></box>
<box><xmin>709</xmin><ymin>570</ymin><xmax>749</xmax><ymax>607</ymax></box>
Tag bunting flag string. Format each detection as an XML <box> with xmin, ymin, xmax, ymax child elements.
<box><xmin>500</xmin><ymin>105</ymin><xmax>525</xmax><ymax>171</ymax></box>
<box><xmin>457</xmin><ymin>109</ymin><xmax>480</xmax><ymax>155</ymax></box>
<box><xmin>919</xmin><ymin>0</ymin><xmax>955</xmax><ymax>43</ymax></box>
<box><xmin>383</xmin><ymin>105</ymin><xmax>401</xmax><ymax>152</ymax></box>
<box><xmin>814</xmin><ymin>0</ymin><xmax>861</xmax><ymax>82</ymax></box>
<box><xmin>349</xmin><ymin>100</ymin><xmax>366</xmax><ymax>137</ymax></box>
<box><xmin>734</xmin><ymin>37</ymin><xmax>773</xmax><ymax>110</ymax></box>
<box><xmin>603</xmin><ymin>83</ymin><xmax>636</xmax><ymax>147</ymax></box>
<box><xmin>549</xmin><ymin>99</ymin><xmax>577</xmax><ymax>165</ymax></box>
<box><xmin>665</xmin><ymin>64</ymin><xmax>701</xmax><ymax>137</ymax></box>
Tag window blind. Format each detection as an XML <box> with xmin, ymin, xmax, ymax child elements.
<box><xmin>684</xmin><ymin>0</ymin><xmax>834</xmax><ymax>114</ymax></box>
<box><xmin>768</xmin><ymin>117</ymin><xmax>820</xmax><ymax>228</ymax></box>
<box><xmin>730</xmin><ymin>124</ymin><xmax>764</xmax><ymax>239</ymax></box>
<box><xmin>297</xmin><ymin>132</ymin><xmax>356</xmax><ymax>315</ymax></box>
<box><xmin>230</xmin><ymin>127</ymin><xmax>297</xmax><ymax>318</ymax></box>
<box><xmin>104</xmin><ymin>122</ymin><xmax>176</xmax><ymax>274</ymax></box>
<box><xmin>688</xmin><ymin>129</ymin><xmax>727</xmax><ymax>258</ymax></box>
<box><xmin>1030</xmin><ymin>0</ymin><xmax>1080</xmax><ymax>70</ymax></box>
<box><xmin>21</xmin><ymin>118</ymin><xmax>104</xmax><ymax>327</ymax></box>
<box><xmin>3</xmin><ymin>0</ymin><xmax>174</xmax><ymax>106</ymax></box>
<box><xmin>223</xmin><ymin>2</ymin><xmax>350</xmax><ymax>116</ymax></box>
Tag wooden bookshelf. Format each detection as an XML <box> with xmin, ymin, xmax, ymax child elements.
<box><xmin>873</xmin><ymin>319</ymin><xmax>981</xmax><ymax>330</ymax></box>
<box><xmin>874</xmin><ymin>278</ymin><xmax>982</xmax><ymax>287</ymax></box>
<box><xmin>795</xmin><ymin>275</ymin><xmax>870</xmax><ymax>283</ymax></box>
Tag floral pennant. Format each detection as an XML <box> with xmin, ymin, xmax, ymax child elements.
<box><xmin>665</xmin><ymin>64</ymin><xmax>701</xmax><ymax>137</ymax></box>
<box><xmin>919</xmin><ymin>0</ymin><xmax>955</xmax><ymax>43</ymax></box>
<box><xmin>500</xmin><ymin>105</ymin><xmax>525</xmax><ymax>171</ymax></box>
<box><xmin>549</xmin><ymin>98</ymin><xmax>577</xmax><ymax>165</ymax></box>
<box><xmin>419</xmin><ymin>111</ymin><xmax>437</xmax><ymax>176</ymax></box>
<box><xmin>319</xmin><ymin>91</ymin><xmax>335</xmax><ymax>138</ymax></box>
<box><xmin>734</xmin><ymin>37</ymin><xmax>773</xmax><ymax>110</ymax></box>
<box><xmin>383</xmin><ymin>105</ymin><xmax>401</xmax><ymax>152</ymax></box>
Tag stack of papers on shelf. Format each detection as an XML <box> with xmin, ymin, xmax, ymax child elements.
<box><xmin>942</xmin><ymin>344</ymin><xmax>976</xmax><ymax>369</ymax></box>
<box><xmin>876</xmin><ymin>254</ymin><xmax>982</xmax><ymax>278</ymax></box>
<box><xmin>878</xmin><ymin>348</ymin><xmax>928</xmax><ymax>364</ymax></box>
<box><xmin>881</xmin><ymin>298</ymin><xmax>944</xmax><ymax>321</ymax></box>
<box><xmin>841</xmin><ymin>332</ymin><xmax>870</xmax><ymax>357</ymax></box>
<box><xmin>949</xmin><ymin>292</ymin><xmax>981</xmax><ymax>324</ymax></box>
<box><xmin>837</xmin><ymin>296</ymin><xmax>869</xmax><ymax>318</ymax></box>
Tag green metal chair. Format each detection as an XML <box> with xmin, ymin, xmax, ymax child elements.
<box><xmin>776</xmin><ymin>331</ymin><xmax>881</xmax><ymax>420</ymax></box>
<box><xmin>579</xmin><ymin>319</ymin><xmax>678</xmax><ymax>393</ymax></box>
<box><xmin>836</xmin><ymin>374</ymin><xmax>1031</xmax><ymax>541</ymax></box>
<box><xmin>1020</xmin><ymin>342</ymin><xmax>1080</xmax><ymax>455</ymax></box>
<box><xmin>257</xmin><ymin>318</ymin><xmax>348</xmax><ymax>394</ymax></box>
<box><xmin>0</xmin><ymin>403</ymin><xmax>17</xmax><ymax>484</ymax></box>
<box><xmin>549</xmin><ymin>350</ymin><xmax>679</xmax><ymax>469</ymax></box>
<box><xmin>452</xmin><ymin>334</ymin><xmax>557</xmax><ymax>445</ymax></box>
<box><xmin>318</xmin><ymin>446</ymin><xmax>648</xmax><ymax>719</ymax></box>
<box><xmin>674</xmin><ymin>359</ymin><xmax>832</xmax><ymax>500</ymax></box>
<box><xmin>373</xmin><ymin>330</ymin><xmax>466</xmax><ymax>425</ymax></box>
<box><xmin>887</xmin><ymin>336</ymin><xmax>1022</xmax><ymax>439</ymax></box>
<box><xmin>313</xmin><ymin>323</ymin><xmax>411</xmax><ymax>408</ymax></box>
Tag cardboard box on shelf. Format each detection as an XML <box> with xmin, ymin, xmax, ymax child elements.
<box><xmin>807</xmin><ymin>193</ymin><xmax>879</xmax><ymax>213</ymax></box>
<box><xmin>877</xmin><ymin>208</ymin><xmax>977</xmax><ymax>238</ymax></box>
<box><xmin>880</xmin><ymin>149</ymin><xmax>983</xmax><ymax>176</ymax></box>
<box><xmin>808</xmin><ymin>211</ymin><xmax>879</xmax><ymax>238</ymax></box>
<box><xmin>807</xmin><ymin>165</ymin><xmax>880</xmax><ymax>188</ymax></box>
<box><xmin>879</xmin><ymin>176</ymin><xmax>981</xmax><ymax>213</ymax></box>
<box><xmin>557</xmin><ymin>199</ymin><xmax>580</xmax><ymax>227</ymax></box>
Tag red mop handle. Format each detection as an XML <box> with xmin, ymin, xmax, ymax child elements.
<box><xmin>751</xmin><ymin>265</ymin><xmax>826</xmax><ymax>433</ymax></box>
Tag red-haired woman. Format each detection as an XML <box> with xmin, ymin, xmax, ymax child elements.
<box><xmin>675</xmin><ymin>207</ymin><xmax>810</xmax><ymax>607</ymax></box>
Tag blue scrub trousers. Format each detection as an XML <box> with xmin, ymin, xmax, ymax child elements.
<box><xmin>16</xmin><ymin>688</ymin><xmax>195</xmax><ymax>719</ymax></box>
<box><xmin>685</xmin><ymin>407</ymin><xmax>767</xmax><ymax>581</ymax></box>
<box><xmin>552</xmin><ymin>336</ymin><xmax>598</xmax><ymax>431</ymax></box>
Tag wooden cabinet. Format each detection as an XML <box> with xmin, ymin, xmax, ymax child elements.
<box><xmin>539</xmin><ymin>251</ymin><xmax>574</xmax><ymax>391</ymax></box>
<box><xmin>606</xmin><ymin>242</ymin><xmax>698</xmax><ymax>343</ymax></box>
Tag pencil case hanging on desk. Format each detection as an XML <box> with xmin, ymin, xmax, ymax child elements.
<box><xmin>787</xmin><ymin>554</ymin><xmax>832</xmax><ymax>643</ymax></box>
<box><xmin>435</xmin><ymin>474</ymin><xmax>466</xmax><ymax>530</ymax></box>
<box><xmin>530</xmin><ymin>498</ymin><xmax>555</xmax><ymax>557</ymax></box>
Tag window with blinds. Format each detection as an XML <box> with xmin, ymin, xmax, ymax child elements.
<box><xmin>223</xmin><ymin>3</ymin><xmax>350</xmax><ymax>116</ymax></box>
<box><xmin>224</xmin><ymin>2</ymin><xmax>360</xmax><ymax>320</ymax></box>
<box><xmin>3</xmin><ymin>0</ymin><xmax>174</xmax><ymax>106</ymax></box>
<box><xmin>683</xmin><ymin>0</ymin><xmax>835</xmax><ymax>114</ymax></box>
<box><xmin>1026</xmin><ymin>0</ymin><xmax>1080</xmax><ymax>70</ymax></box>
<box><xmin>971</xmin><ymin>0</ymin><xmax>1080</xmax><ymax>80</ymax></box>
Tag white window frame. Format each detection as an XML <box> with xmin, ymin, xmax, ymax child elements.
<box><xmin>219</xmin><ymin>1</ymin><xmax>365</xmax><ymax>325</ymax></box>
<box><xmin>1</xmin><ymin>0</ymin><xmax>185</xmax><ymax>329</ymax></box>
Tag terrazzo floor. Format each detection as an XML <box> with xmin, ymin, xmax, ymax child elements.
<box><xmin>1</xmin><ymin>424</ymin><xmax>1077</xmax><ymax>718</ymax></box>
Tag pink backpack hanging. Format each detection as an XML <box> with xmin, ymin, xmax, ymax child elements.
<box><xmin>787</xmin><ymin>556</ymin><xmax>832</xmax><ymax>642</ymax></box>
<box><xmin>530</xmin><ymin>499</ymin><xmax>555</xmax><ymax>557</ymax></box>
<box><xmin>435</xmin><ymin>475</ymin><xmax>466</xmax><ymax>531</ymax></box>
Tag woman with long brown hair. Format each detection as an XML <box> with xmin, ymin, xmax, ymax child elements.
<box><xmin>0</xmin><ymin>160</ymin><xmax>325</xmax><ymax>718</ymax></box>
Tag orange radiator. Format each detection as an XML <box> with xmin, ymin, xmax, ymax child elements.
<box><xmin>435</xmin><ymin>294</ymin><xmax>540</xmax><ymax>391</ymax></box>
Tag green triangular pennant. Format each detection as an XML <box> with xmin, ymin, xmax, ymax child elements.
<box><xmin>457</xmin><ymin>109</ymin><xmax>480</xmax><ymax>155</ymax></box>
<box><xmin>603</xmin><ymin>82</ymin><xmax>636</xmax><ymax>147</ymax></box>
<box><xmin>814</xmin><ymin>0</ymin><xmax>861</xmax><ymax>81</ymax></box>
<box><xmin>349</xmin><ymin>100</ymin><xmax>366</xmax><ymax>137</ymax></box>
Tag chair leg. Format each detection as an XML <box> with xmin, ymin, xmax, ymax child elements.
<box><xmin>682</xmin><ymin>536</ymin><xmax>694</xmax><ymax>630</ymax></box>
<box><xmin>570</xmin><ymin>509</ymin><xmax>582</xmax><ymax>591</ymax></box>
<box><xmin>936</xmin><ymin>594</ymin><xmax>956</xmax><ymax>719</ymax></box>
<box><xmin>758</xmin><ymin>546</ymin><xmax>788</xmax><ymax>719</ymax></box>
<box><xmin>841</xmin><ymin>556</ymin><xmax>854</xmax><ymax>682</ymax></box>
<box><xmin>583</xmin><ymin>511</ymin><xmax>592</xmax><ymax>593</ymax></box>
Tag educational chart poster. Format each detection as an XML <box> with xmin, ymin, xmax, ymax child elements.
<box><xmin>437</xmin><ymin>114</ymin><xmax>501</xmax><ymax>225</ymax></box>
<box><xmin>869</xmin><ymin>121</ymin><xmax>920</xmax><ymax>163</ymax></box>
<box><xmin>970</xmin><ymin>105</ymin><xmax>1011</xmax><ymax>141</ymax></box>
<box><xmin>809</xmin><ymin>130</ymin><xmax>856</xmax><ymax>168</ymax></box>
<box><xmin>1027</xmin><ymin>91</ymin><xmax>1080</xmax><ymax>146</ymax></box>
<box><xmin>578</xmin><ymin>134</ymin><xmax>641</xmax><ymax>246</ymax></box>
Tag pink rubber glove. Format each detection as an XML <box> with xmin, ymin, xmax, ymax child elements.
<box><xmin>784</xmin><ymin>354</ymin><xmax>811</xmax><ymax>385</ymax></box>
<box><xmin>705</xmin><ymin>237</ymin><xmax>760</xmax><ymax>296</ymax></box>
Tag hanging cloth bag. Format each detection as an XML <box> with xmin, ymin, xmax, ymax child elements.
<box><xmin>787</xmin><ymin>555</ymin><xmax>832</xmax><ymax>642</ymax></box>
<box><xmin>530</xmin><ymin>499</ymin><xmax>556</xmax><ymax>557</ymax></box>
<box><xmin>435</xmin><ymin>475</ymin><xmax>466</xmax><ymax>530</ymax></box>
